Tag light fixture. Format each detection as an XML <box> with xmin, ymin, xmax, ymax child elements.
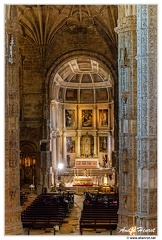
<box><xmin>58</xmin><ymin>163</ymin><xmax>64</xmax><ymax>170</ymax></box>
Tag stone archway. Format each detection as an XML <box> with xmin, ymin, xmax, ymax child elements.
<box><xmin>20</xmin><ymin>141</ymin><xmax>38</xmax><ymax>188</ymax></box>
<box><xmin>48</xmin><ymin>53</ymin><xmax>118</xmax><ymax>190</ymax></box>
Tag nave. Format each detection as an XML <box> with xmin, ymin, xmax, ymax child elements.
<box><xmin>5</xmin><ymin>5</ymin><xmax>157</xmax><ymax>235</ymax></box>
<box><xmin>20</xmin><ymin>190</ymin><xmax>118</xmax><ymax>235</ymax></box>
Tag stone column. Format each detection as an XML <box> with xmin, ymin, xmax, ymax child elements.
<box><xmin>56</xmin><ymin>134</ymin><xmax>61</xmax><ymax>165</ymax></box>
<box><xmin>115</xmin><ymin>5</ymin><xmax>137</xmax><ymax>233</ymax></box>
<box><xmin>50</xmin><ymin>100</ymin><xmax>58</xmax><ymax>130</ymax></box>
<box><xmin>93</xmin><ymin>132</ymin><xmax>97</xmax><ymax>155</ymax></box>
<box><xmin>93</xmin><ymin>105</ymin><xmax>97</xmax><ymax>128</ymax></box>
<box><xmin>56</xmin><ymin>104</ymin><xmax>62</xmax><ymax>165</ymax></box>
<box><xmin>51</xmin><ymin>131</ymin><xmax>57</xmax><ymax>188</ymax></box>
<box><xmin>136</xmin><ymin>5</ymin><xmax>157</xmax><ymax>235</ymax></box>
<box><xmin>5</xmin><ymin>5</ymin><xmax>24</xmax><ymax>235</ymax></box>
<box><xmin>50</xmin><ymin>100</ymin><xmax>60</xmax><ymax>186</ymax></box>
<box><xmin>61</xmin><ymin>105</ymin><xmax>67</xmax><ymax>165</ymax></box>
<box><xmin>77</xmin><ymin>105</ymin><xmax>81</xmax><ymax>129</ymax></box>
<box><xmin>108</xmin><ymin>132</ymin><xmax>112</xmax><ymax>167</ymax></box>
<box><xmin>77</xmin><ymin>131</ymin><xmax>81</xmax><ymax>157</ymax></box>
<box><xmin>63</xmin><ymin>133</ymin><xmax>67</xmax><ymax>166</ymax></box>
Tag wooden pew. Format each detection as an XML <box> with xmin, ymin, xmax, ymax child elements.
<box><xmin>80</xmin><ymin>217</ymin><xmax>118</xmax><ymax>235</ymax></box>
<box><xmin>21</xmin><ymin>193</ymin><xmax>72</xmax><ymax>230</ymax></box>
<box><xmin>80</xmin><ymin>193</ymin><xmax>118</xmax><ymax>235</ymax></box>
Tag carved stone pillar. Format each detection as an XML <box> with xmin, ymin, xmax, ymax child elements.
<box><xmin>115</xmin><ymin>5</ymin><xmax>137</xmax><ymax>233</ymax></box>
<box><xmin>5</xmin><ymin>5</ymin><xmax>23</xmax><ymax>235</ymax></box>
<box><xmin>93</xmin><ymin>132</ymin><xmax>97</xmax><ymax>155</ymax></box>
<box><xmin>51</xmin><ymin>131</ymin><xmax>58</xmax><ymax>187</ymax></box>
<box><xmin>50</xmin><ymin>100</ymin><xmax>58</xmax><ymax>130</ymax></box>
<box><xmin>77</xmin><ymin>131</ymin><xmax>81</xmax><ymax>157</ymax></box>
<box><xmin>93</xmin><ymin>105</ymin><xmax>97</xmax><ymax>128</ymax></box>
<box><xmin>136</xmin><ymin>5</ymin><xmax>157</xmax><ymax>235</ymax></box>
<box><xmin>108</xmin><ymin>132</ymin><xmax>112</xmax><ymax>167</ymax></box>
<box><xmin>40</xmin><ymin>151</ymin><xmax>51</xmax><ymax>191</ymax></box>
<box><xmin>62</xmin><ymin>105</ymin><xmax>66</xmax><ymax>164</ymax></box>
<box><xmin>56</xmin><ymin>134</ymin><xmax>61</xmax><ymax>165</ymax></box>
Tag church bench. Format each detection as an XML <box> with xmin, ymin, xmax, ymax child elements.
<box><xmin>22</xmin><ymin>211</ymin><xmax>65</xmax><ymax>218</ymax></box>
<box><xmin>80</xmin><ymin>214</ymin><xmax>118</xmax><ymax>219</ymax></box>
<box><xmin>21</xmin><ymin>193</ymin><xmax>74</xmax><ymax>230</ymax></box>
<box><xmin>81</xmin><ymin>208</ymin><xmax>118</xmax><ymax>212</ymax></box>
<box><xmin>80</xmin><ymin>214</ymin><xmax>118</xmax><ymax>220</ymax></box>
<box><xmin>25</xmin><ymin>205</ymin><xmax>67</xmax><ymax>210</ymax></box>
<box><xmin>80</xmin><ymin>218</ymin><xmax>118</xmax><ymax>235</ymax></box>
<box><xmin>22</xmin><ymin>217</ymin><xmax>63</xmax><ymax>229</ymax></box>
<box><xmin>81</xmin><ymin>209</ymin><xmax>118</xmax><ymax>215</ymax></box>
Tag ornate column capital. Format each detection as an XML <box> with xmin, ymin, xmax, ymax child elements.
<box><xmin>51</xmin><ymin>99</ymin><xmax>59</xmax><ymax>108</ymax></box>
<box><xmin>115</xmin><ymin>15</ymin><xmax>136</xmax><ymax>34</ymax></box>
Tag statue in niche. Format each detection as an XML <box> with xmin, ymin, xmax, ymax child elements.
<box><xmin>99</xmin><ymin>137</ymin><xmax>108</xmax><ymax>153</ymax></box>
<box><xmin>83</xmin><ymin>137</ymin><xmax>90</xmax><ymax>155</ymax></box>
<box><xmin>66</xmin><ymin>137</ymin><xmax>75</xmax><ymax>153</ymax></box>
<box><xmin>80</xmin><ymin>134</ymin><xmax>93</xmax><ymax>157</ymax></box>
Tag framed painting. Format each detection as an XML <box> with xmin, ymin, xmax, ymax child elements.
<box><xmin>66</xmin><ymin>137</ymin><xmax>75</xmax><ymax>153</ymax></box>
<box><xmin>65</xmin><ymin>109</ymin><xmax>75</xmax><ymax>128</ymax></box>
<box><xmin>99</xmin><ymin>109</ymin><xmax>108</xmax><ymax>127</ymax></box>
<box><xmin>82</xmin><ymin>109</ymin><xmax>92</xmax><ymax>127</ymax></box>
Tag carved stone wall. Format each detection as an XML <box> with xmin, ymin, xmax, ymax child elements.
<box><xmin>5</xmin><ymin>5</ymin><xmax>23</xmax><ymax>235</ymax></box>
<box><xmin>136</xmin><ymin>5</ymin><xmax>157</xmax><ymax>235</ymax></box>
<box><xmin>115</xmin><ymin>5</ymin><xmax>137</xmax><ymax>234</ymax></box>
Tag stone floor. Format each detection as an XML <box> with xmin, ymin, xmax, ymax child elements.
<box><xmin>23</xmin><ymin>193</ymin><xmax>117</xmax><ymax>236</ymax></box>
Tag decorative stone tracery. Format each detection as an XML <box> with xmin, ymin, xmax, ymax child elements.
<box><xmin>115</xmin><ymin>5</ymin><xmax>137</xmax><ymax>233</ymax></box>
<box><xmin>136</xmin><ymin>5</ymin><xmax>157</xmax><ymax>235</ymax></box>
<box><xmin>5</xmin><ymin>5</ymin><xmax>24</xmax><ymax>235</ymax></box>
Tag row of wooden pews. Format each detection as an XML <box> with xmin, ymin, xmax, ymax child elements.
<box><xmin>21</xmin><ymin>192</ymin><xmax>74</xmax><ymax>230</ymax></box>
<box><xmin>80</xmin><ymin>192</ymin><xmax>119</xmax><ymax>235</ymax></box>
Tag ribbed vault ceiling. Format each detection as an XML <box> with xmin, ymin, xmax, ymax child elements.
<box><xmin>18</xmin><ymin>5</ymin><xmax>117</xmax><ymax>90</ymax></box>
<box><xmin>18</xmin><ymin>5</ymin><xmax>118</xmax><ymax>58</ymax></box>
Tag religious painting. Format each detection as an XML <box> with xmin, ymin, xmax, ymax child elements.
<box><xmin>66</xmin><ymin>137</ymin><xmax>75</xmax><ymax>153</ymax></box>
<box><xmin>99</xmin><ymin>136</ymin><xmax>108</xmax><ymax>153</ymax></box>
<box><xmin>82</xmin><ymin>110</ymin><xmax>92</xmax><ymax>127</ymax></box>
<box><xmin>99</xmin><ymin>109</ymin><xmax>108</xmax><ymax>127</ymax></box>
<box><xmin>65</xmin><ymin>109</ymin><xmax>75</xmax><ymax>128</ymax></box>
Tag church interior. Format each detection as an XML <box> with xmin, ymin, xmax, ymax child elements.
<box><xmin>5</xmin><ymin>5</ymin><xmax>157</xmax><ymax>235</ymax></box>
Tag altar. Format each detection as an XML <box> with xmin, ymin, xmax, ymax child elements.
<box><xmin>74</xmin><ymin>158</ymin><xmax>100</xmax><ymax>169</ymax></box>
<box><xmin>73</xmin><ymin>176</ymin><xmax>93</xmax><ymax>186</ymax></box>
